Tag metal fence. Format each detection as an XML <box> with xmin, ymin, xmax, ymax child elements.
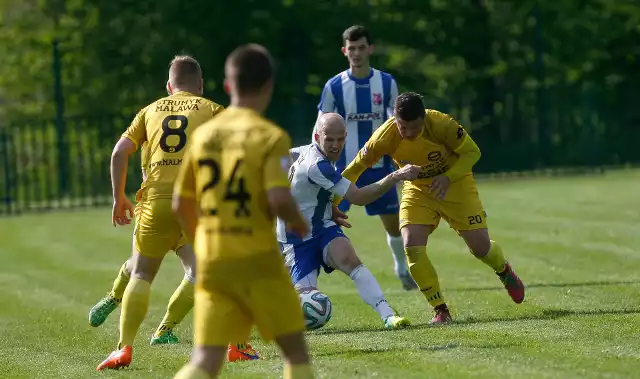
<box><xmin>1</xmin><ymin>87</ymin><xmax>638</xmax><ymax>216</ymax></box>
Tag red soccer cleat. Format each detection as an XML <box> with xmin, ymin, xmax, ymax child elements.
<box><xmin>498</xmin><ymin>262</ymin><xmax>525</xmax><ymax>304</ymax></box>
<box><xmin>430</xmin><ymin>304</ymin><xmax>453</xmax><ymax>324</ymax></box>
<box><xmin>227</xmin><ymin>344</ymin><xmax>260</xmax><ymax>362</ymax></box>
<box><xmin>96</xmin><ymin>345</ymin><xmax>132</xmax><ymax>371</ymax></box>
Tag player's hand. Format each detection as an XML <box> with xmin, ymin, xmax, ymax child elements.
<box><xmin>112</xmin><ymin>196</ymin><xmax>135</xmax><ymax>227</ymax></box>
<box><xmin>287</xmin><ymin>219</ymin><xmax>310</xmax><ymax>239</ymax></box>
<box><xmin>429</xmin><ymin>175</ymin><xmax>451</xmax><ymax>200</ymax></box>
<box><xmin>332</xmin><ymin>205</ymin><xmax>352</xmax><ymax>228</ymax></box>
<box><xmin>393</xmin><ymin>164</ymin><xmax>422</xmax><ymax>181</ymax></box>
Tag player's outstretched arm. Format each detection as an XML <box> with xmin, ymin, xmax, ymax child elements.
<box><xmin>343</xmin><ymin>164</ymin><xmax>421</xmax><ymax>206</ymax></box>
<box><xmin>110</xmin><ymin>137</ymin><xmax>136</xmax><ymax>226</ymax></box>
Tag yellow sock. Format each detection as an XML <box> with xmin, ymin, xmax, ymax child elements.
<box><xmin>284</xmin><ymin>362</ymin><xmax>314</xmax><ymax>379</ymax></box>
<box><xmin>405</xmin><ymin>246</ymin><xmax>445</xmax><ymax>308</ymax></box>
<box><xmin>118</xmin><ymin>277</ymin><xmax>151</xmax><ymax>347</ymax></box>
<box><xmin>154</xmin><ymin>279</ymin><xmax>194</xmax><ymax>338</ymax></box>
<box><xmin>109</xmin><ymin>261</ymin><xmax>131</xmax><ymax>300</ymax></box>
<box><xmin>173</xmin><ymin>364</ymin><xmax>211</xmax><ymax>379</ymax></box>
<box><xmin>478</xmin><ymin>240</ymin><xmax>506</xmax><ymax>273</ymax></box>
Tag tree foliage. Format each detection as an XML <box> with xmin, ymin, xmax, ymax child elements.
<box><xmin>1</xmin><ymin>0</ymin><xmax>639</xmax><ymax>170</ymax></box>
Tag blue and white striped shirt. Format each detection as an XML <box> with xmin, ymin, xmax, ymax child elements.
<box><xmin>317</xmin><ymin>68</ymin><xmax>398</xmax><ymax>169</ymax></box>
<box><xmin>276</xmin><ymin>144</ymin><xmax>351</xmax><ymax>244</ymax></box>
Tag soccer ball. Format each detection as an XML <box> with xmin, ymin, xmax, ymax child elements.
<box><xmin>299</xmin><ymin>289</ymin><xmax>332</xmax><ymax>330</ymax></box>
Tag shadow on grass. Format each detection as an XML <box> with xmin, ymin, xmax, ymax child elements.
<box><xmin>312</xmin><ymin>307</ymin><xmax>640</xmax><ymax>335</ymax></box>
<box><xmin>448</xmin><ymin>280</ymin><xmax>640</xmax><ymax>293</ymax></box>
<box><xmin>314</xmin><ymin>342</ymin><xmax>460</xmax><ymax>358</ymax></box>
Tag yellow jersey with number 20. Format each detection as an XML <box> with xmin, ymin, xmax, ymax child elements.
<box><xmin>122</xmin><ymin>91</ymin><xmax>224</xmax><ymax>201</ymax></box>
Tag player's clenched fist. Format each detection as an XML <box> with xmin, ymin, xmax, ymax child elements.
<box><xmin>112</xmin><ymin>197</ymin><xmax>135</xmax><ymax>226</ymax></box>
<box><xmin>392</xmin><ymin>164</ymin><xmax>422</xmax><ymax>181</ymax></box>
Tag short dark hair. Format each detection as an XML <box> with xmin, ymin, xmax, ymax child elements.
<box><xmin>342</xmin><ymin>25</ymin><xmax>371</xmax><ymax>45</ymax></box>
<box><xmin>226</xmin><ymin>44</ymin><xmax>275</xmax><ymax>95</ymax></box>
<box><xmin>168</xmin><ymin>55</ymin><xmax>202</xmax><ymax>86</ymax></box>
<box><xmin>395</xmin><ymin>92</ymin><xmax>426</xmax><ymax>121</ymax></box>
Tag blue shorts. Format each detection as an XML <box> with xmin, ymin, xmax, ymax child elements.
<box><xmin>279</xmin><ymin>225</ymin><xmax>347</xmax><ymax>285</ymax></box>
<box><xmin>337</xmin><ymin>166</ymin><xmax>399</xmax><ymax>216</ymax></box>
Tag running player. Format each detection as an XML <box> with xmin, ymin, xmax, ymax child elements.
<box><xmin>316</xmin><ymin>25</ymin><xmax>417</xmax><ymax>290</ymax></box>
<box><xmin>279</xmin><ymin>113</ymin><xmax>419</xmax><ymax>329</ymax></box>
<box><xmin>172</xmin><ymin>44</ymin><xmax>314</xmax><ymax>379</ymax></box>
<box><xmin>95</xmin><ymin>55</ymin><xmax>256</xmax><ymax>371</ymax></box>
<box><xmin>339</xmin><ymin>92</ymin><xmax>526</xmax><ymax>324</ymax></box>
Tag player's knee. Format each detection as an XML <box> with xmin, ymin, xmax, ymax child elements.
<box><xmin>467</xmin><ymin>237</ymin><xmax>491</xmax><ymax>257</ymax></box>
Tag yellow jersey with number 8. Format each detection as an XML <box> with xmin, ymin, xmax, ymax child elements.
<box><xmin>174</xmin><ymin>107</ymin><xmax>293</xmax><ymax>281</ymax></box>
<box><xmin>122</xmin><ymin>91</ymin><xmax>224</xmax><ymax>201</ymax></box>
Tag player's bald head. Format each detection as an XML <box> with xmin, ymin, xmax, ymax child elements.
<box><xmin>225</xmin><ymin>44</ymin><xmax>275</xmax><ymax>95</ymax></box>
<box><xmin>315</xmin><ymin>113</ymin><xmax>347</xmax><ymax>162</ymax></box>
<box><xmin>316</xmin><ymin>113</ymin><xmax>346</xmax><ymax>136</ymax></box>
<box><xmin>168</xmin><ymin>55</ymin><xmax>202</xmax><ymax>90</ymax></box>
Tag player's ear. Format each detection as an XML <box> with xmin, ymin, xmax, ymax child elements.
<box><xmin>166</xmin><ymin>81</ymin><xmax>172</xmax><ymax>95</ymax></box>
<box><xmin>341</xmin><ymin>46</ymin><xmax>347</xmax><ymax>56</ymax></box>
<box><xmin>314</xmin><ymin>133</ymin><xmax>319</xmax><ymax>143</ymax></box>
<box><xmin>223</xmin><ymin>79</ymin><xmax>231</xmax><ymax>95</ymax></box>
<box><xmin>368</xmin><ymin>44</ymin><xmax>375</xmax><ymax>54</ymax></box>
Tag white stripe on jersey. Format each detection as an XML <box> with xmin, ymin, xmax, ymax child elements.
<box><xmin>276</xmin><ymin>144</ymin><xmax>351</xmax><ymax>243</ymax></box>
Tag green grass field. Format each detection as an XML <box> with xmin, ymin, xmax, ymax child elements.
<box><xmin>2</xmin><ymin>170</ymin><xmax>640</xmax><ymax>379</ymax></box>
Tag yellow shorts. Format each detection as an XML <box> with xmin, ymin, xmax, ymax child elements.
<box><xmin>194</xmin><ymin>266</ymin><xmax>305</xmax><ymax>346</ymax></box>
<box><xmin>133</xmin><ymin>199</ymin><xmax>187</xmax><ymax>258</ymax></box>
<box><xmin>399</xmin><ymin>174</ymin><xmax>487</xmax><ymax>232</ymax></box>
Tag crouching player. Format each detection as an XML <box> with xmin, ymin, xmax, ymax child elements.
<box><xmin>277</xmin><ymin>113</ymin><xmax>420</xmax><ymax>330</ymax></box>
<box><xmin>340</xmin><ymin>92</ymin><xmax>526</xmax><ymax>324</ymax></box>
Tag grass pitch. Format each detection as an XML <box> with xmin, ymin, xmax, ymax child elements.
<box><xmin>1</xmin><ymin>170</ymin><xmax>639</xmax><ymax>379</ymax></box>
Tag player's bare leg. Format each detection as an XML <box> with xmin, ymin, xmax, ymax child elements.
<box><xmin>96</xmin><ymin>250</ymin><xmax>163</xmax><ymax>371</ymax></box>
<box><xmin>379</xmin><ymin>213</ymin><xmax>418</xmax><ymax>291</ymax></box>
<box><xmin>459</xmin><ymin>228</ymin><xmax>525</xmax><ymax>303</ymax></box>
<box><xmin>275</xmin><ymin>332</ymin><xmax>314</xmax><ymax>378</ymax></box>
<box><xmin>175</xmin><ymin>345</ymin><xmax>226</xmax><ymax>379</ymax></box>
<box><xmin>401</xmin><ymin>224</ymin><xmax>452</xmax><ymax>324</ymax></box>
<box><xmin>89</xmin><ymin>258</ymin><xmax>133</xmax><ymax>327</ymax></box>
<box><xmin>151</xmin><ymin>245</ymin><xmax>196</xmax><ymax>345</ymax></box>
<box><xmin>325</xmin><ymin>236</ymin><xmax>410</xmax><ymax>329</ymax></box>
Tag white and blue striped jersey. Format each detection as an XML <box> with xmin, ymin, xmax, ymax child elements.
<box><xmin>276</xmin><ymin>144</ymin><xmax>351</xmax><ymax>244</ymax></box>
<box><xmin>317</xmin><ymin>68</ymin><xmax>398</xmax><ymax>169</ymax></box>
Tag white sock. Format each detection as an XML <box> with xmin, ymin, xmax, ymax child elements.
<box><xmin>387</xmin><ymin>234</ymin><xmax>408</xmax><ymax>276</ymax></box>
<box><xmin>349</xmin><ymin>264</ymin><xmax>394</xmax><ymax>320</ymax></box>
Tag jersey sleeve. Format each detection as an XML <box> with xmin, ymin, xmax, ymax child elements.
<box><xmin>174</xmin><ymin>144</ymin><xmax>198</xmax><ymax>199</ymax></box>
<box><xmin>429</xmin><ymin>110</ymin><xmax>469</xmax><ymax>152</ymax></box>
<box><xmin>317</xmin><ymin>80</ymin><xmax>335</xmax><ymax>113</ymax></box>
<box><xmin>263</xmin><ymin>132</ymin><xmax>293</xmax><ymax>190</ymax></box>
<box><xmin>121</xmin><ymin>107</ymin><xmax>148</xmax><ymax>149</ymax></box>
<box><xmin>341</xmin><ymin>118</ymin><xmax>396</xmax><ymax>183</ymax></box>
<box><xmin>386</xmin><ymin>77</ymin><xmax>399</xmax><ymax>119</ymax></box>
<box><xmin>290</xmin><ymin>144</ymin><xmax>309</xmax><ymax>162</ymax></box>
<box><xmin>308</xmin><ymin>160</ymin><xmax>351</xmax><ymax>197</ymax></box>
<box><xmin>211</xmin><ymin>102</ymin><xmax>225</xmax><ymax>117</ymax></box>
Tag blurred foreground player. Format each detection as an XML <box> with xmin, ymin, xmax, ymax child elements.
<box><xmin>95</xmin><ymin>56</ymin><xmax>256</xmax><ymax>371</ymax></box>
<box><xmin>172</xmin><ymin>44</ymin><xmax>314</xmax><ymax>379</ymax></box>
<box><xmin>339</xmin><ymin>92</ymin><xmax>526</xmax><ymax>324</ymax></box>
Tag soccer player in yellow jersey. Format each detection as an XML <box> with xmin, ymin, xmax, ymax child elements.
<box><xmin>96</xmin><ymin>56</ymin><xmax>256</xmax><ymax>371</ymax></box>
<box><xmin>340</xmin><ymin>92</ymin><xmax>526</xmax><ymax>324</ymax></box>
<box><xmin>172</xmin><ymin>44</ymin><xmax>314</xmax><ymax>379</ymax></box>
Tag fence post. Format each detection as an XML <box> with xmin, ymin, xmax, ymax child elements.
<box><xmin>0</xmin><ymin>128</ymin><xmax>12</xmax><ymax>214</ymax></box>
<box><xmin>52</xmin><ymin>39</ymin><xmax>68</xmax><ymax>196</ymax></box>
